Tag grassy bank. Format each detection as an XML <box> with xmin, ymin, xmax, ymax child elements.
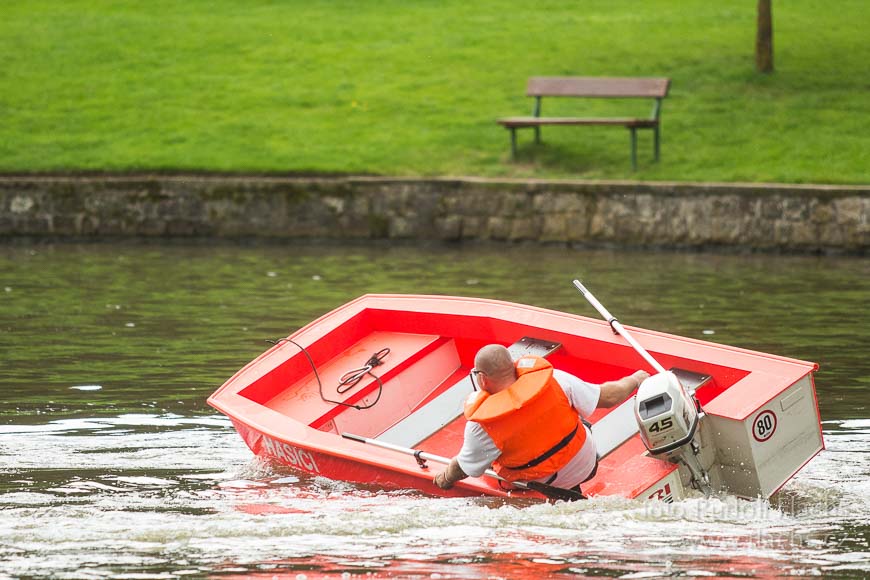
<box><xmin>1</xmin><ymin>0</ymin><xmax>868</xmax><ymax>183</ymax></box>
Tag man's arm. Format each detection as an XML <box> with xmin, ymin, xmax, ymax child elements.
<box><xmin>597</xmin><ymin>370</ymin><xmax>649</xmax><ymax>408</ymax></box>
<box><xmin>432</xmin><ymin>422</ymin><xmax>500</xmax><ymax>489</ymax></box>
<box><xmin>433</xmin><ymin>457</ymin><xmax>468</xmax><ymax>490</ymax></box>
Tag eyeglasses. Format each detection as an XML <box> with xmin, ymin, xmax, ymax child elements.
<box><xmin>469</xmin><ymin>368</ymin><xmax>486</xmax><ymax>390</ymax></box>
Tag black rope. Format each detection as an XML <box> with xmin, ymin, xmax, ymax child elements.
<box><xmin>266</xmin><ymin>339</ymin><xmax>388</xmax><ymax>411</ymax></box>
<box><xmin>336</xmin><ymin>347</ymin><xmax>390</xmax><ymax>394</ymax></box>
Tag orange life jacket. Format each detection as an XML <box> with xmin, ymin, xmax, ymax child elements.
<box><xmin>463</xmin><ymin>356</ymin><xmax>585</xmax><ymax>481</ymax></box>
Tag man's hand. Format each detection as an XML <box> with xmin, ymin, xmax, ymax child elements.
<box><xmin>433</xmin><ymin>458</ymin><xmax>467</xmax><ymax>490</ymax></box>
<box><xmin>433</xmin><ymin>471</ymin><xmax>455</xmax><ymax>490</ymax></box>
<box><xmin>598</xmin><ymin>370</ymin><xmax>650</xmax><ymax>408</ymax></box>
<box><xmin>631</xmin><ymin>370</ymin><xmax>651</xmax><ymax>387</ymax></box>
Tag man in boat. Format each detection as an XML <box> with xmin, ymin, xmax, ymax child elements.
<box><xmin>433</xmin><ymin>344</ymin><xmax>649</xmax><ymax>492</ymax></box>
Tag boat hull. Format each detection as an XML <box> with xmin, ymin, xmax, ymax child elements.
<box><xmin>209</xmin><ymin>294</ymin><xmax>822</xmax><ymax>501</ymax></box>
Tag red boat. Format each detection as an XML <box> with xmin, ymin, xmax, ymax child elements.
<box><xmin>208</xmin><ymin>292</ymin><xmax>823</xmax><ymax>502</ymax></box>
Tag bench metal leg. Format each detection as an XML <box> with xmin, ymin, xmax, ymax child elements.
<box><xmin>510</xmin><ymin>128</ymin><xmax>517</xmax><ymax>159</ymax></box>
<box><xmin>534</xmin><ymin>126</ymin><xmax>541</xmax><ymax>144</ymax></box>
<box><xmin>654</xmin><ymin>125</ymin><xmax>661</xmax><ymax>162</ymax></box>
<box><xmin>630</xmin><ymin>128</ymin><xmax>638</xmax><ymax>171</ymax></box>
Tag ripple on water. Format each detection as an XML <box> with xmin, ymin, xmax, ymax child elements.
<box><xmin>1</xmin><ymin>422</ymin><xmax>869</xmax><ymax>578</ymax></box>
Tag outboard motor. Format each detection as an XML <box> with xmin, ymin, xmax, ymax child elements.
<box><xmin>635</xmin><ymin>372</ymin><xmax>711</xmax><ymax>494</ymax></box>
<box><xmin>635</xmin><ymin>372</ymin><xmax>698</xmax><ymax>453</ymax></box>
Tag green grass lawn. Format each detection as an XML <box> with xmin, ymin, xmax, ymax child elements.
<box><xmin>1</xmin><ymin>0</ymin><xmax>868</xmax><ymax>184</ymax></box>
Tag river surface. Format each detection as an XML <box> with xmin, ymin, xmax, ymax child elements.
<box><xmin>1</xmin><ymin>241</ymin><xmax>868</xmax><ymax>579</ymax></box>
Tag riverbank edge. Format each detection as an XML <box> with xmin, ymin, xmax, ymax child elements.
<box><xmin>1</xmin><ymin>174</ymin><xmax>867</xmax><ymax>254</ymax></box>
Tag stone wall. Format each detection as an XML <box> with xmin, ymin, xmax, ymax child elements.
<box><xmin>0</xmin><ymin>174</ymin><xmax>867</xmax><ymax>253</ymax></box>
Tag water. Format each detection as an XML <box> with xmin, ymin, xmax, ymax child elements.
<box><xmin>1</xmin><ymin>241</ymin><xmax>868</xmax><ymax>578</ymax></box>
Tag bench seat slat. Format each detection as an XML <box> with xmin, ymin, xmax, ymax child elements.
<box><xmin>528</xmin><ymin>76</ymin><xmax>670</xmax><ymax>98</ymax></box>
<box><xmin>498</xmin><ymin>116</ymin><xmax>657</xmax><ymax>128</ymax></box>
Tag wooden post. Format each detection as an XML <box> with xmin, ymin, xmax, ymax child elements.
<box><xmin>756</xmin><ymin>0</ymin><xmax>774</xmax><ymax>73</ymax></box>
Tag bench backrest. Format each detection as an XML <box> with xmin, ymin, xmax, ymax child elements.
<box><xmin>527</xmin><ymin>77</ymin><xmax>670</xmax><ymax>99</ymax></box>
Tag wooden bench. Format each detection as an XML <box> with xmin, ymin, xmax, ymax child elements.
<box><xmin>497</xmin><ymin>77</ymin><xmax>671</xmax><ymax>170</ymax></box>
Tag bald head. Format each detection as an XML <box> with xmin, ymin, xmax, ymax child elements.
<box><xmin>474</xmin><ymin>344</ymin><xmax>516</xmax><ymax>392</ymax></box>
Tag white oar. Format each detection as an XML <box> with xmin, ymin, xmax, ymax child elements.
<box><xmin>573</xmin><ymin>279</ymin><xmax>670</xmax><ymax>457</ymax></box>
<box><xmin>341</xmin><ymin>432</ymin><xmax>585</xmax><ymax>501</ymax></box>
<box><xmin>573</xmin><ymin>279</ymin><xmax>666</xmax><ymax>374</ymax></box>
<box><xmin>573</xmin><ymin>280</ymin><xmax>713</xmax><ymax>494</ymax></box>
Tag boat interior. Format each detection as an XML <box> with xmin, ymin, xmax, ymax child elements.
<box><xmin>232</xmin><ymin>305</ymin><xmax>753</xmax><ymax>493</ymax></box>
